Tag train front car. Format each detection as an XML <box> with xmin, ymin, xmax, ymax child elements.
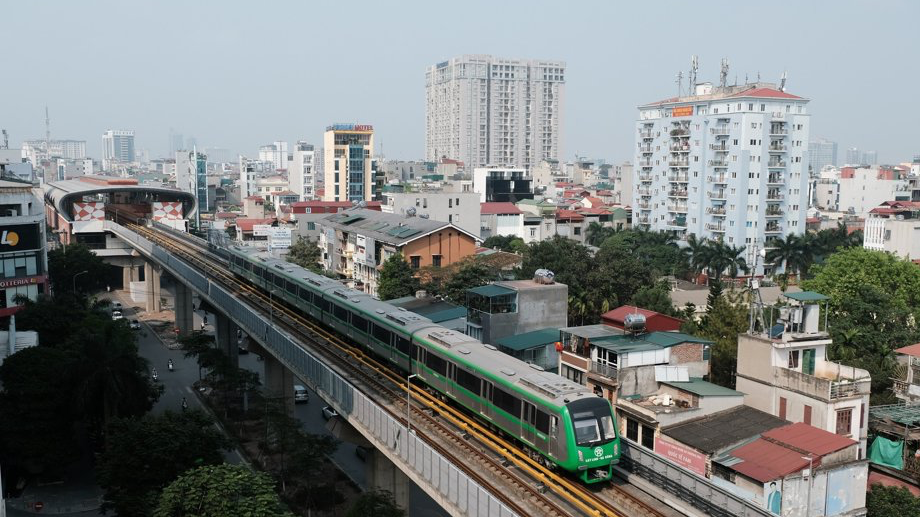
<box><xmin>565</xmin><ymin>397</ymin><xmax>619</xmax><ymax>483</ymax></box>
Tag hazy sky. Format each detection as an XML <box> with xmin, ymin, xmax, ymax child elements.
<box><xmin>5</xmin><ymin>0</ymin><xmax>918</xmax><ymax>164</ymax></box>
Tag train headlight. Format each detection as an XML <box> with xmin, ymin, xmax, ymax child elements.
<box><xmin>578</xmin><ymin>450</ymin><xmax>584</xmax><ymax>461</ymax></box>
<box><xmin>614</xmin><ymin>443</ymin><xmax>618</xmax><ymax>455</ymax></box>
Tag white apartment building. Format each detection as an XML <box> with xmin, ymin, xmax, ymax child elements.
<box><xmin>21</xmin><ymin>139</ymin><xmax>86</xmax><ymax>165</ymax></box>
<box><xmin>634</xmin><ymin>82</ymin><xmax>810</xmax><ymax>270</ymax></box>
<box><xmin>259</xmin><ymin>141</ymin><xmax>289</xmax><ymax>171</ymax></box>
<box><xmin>863</xmin><ymin>201</ymin><xmax>920</xmax><ymax>260</ymax></box>
<box><xmin>101</xmin><ymin>130</ymin><xmax>135</xmax><ymax>168</ymax></box>
<box><xmin>836</xmin><ymin>165</ymin><xmax>909</xmax><ymax>217</ymax></box>
<box><xmin>381</xmin><ymin>191</ymin><xmax>480</xmax><ymax>237</ymax></box>
<box><xmin>288</xmin><ymin>141</ymin><xmax>316</xmax><ymax>200</ymax></box>
<box><xmin>323</xmin><ymin>124</ymin><xmax>375</xmax><ymax>202</ymax></box>
<box><xmin>426</xmin><ymin>55</ymin><xmax>565</xmax><ymax>170</ymax></box>
<box><xmin>736</xmin><ymin>292</ymin><xmax>871</xmax><ymax>455</ymax></box>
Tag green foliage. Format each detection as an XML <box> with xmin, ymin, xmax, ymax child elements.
<box><xmin>98</xmin><ymin>410</ymin><xmax>232</xmax><ymax>516</ymax></box>
<box><xmin>346</xmin><ymin>489</ymin><xmax>405</xmax><ymax>517</ymax></box>
<box><xmin>154</xmin><ymin>463</ymin><xmax>294</xmax><ymax>517</ymax></box>
<box><xmin>585</xmin><ymin>222</ymin><xmax>617</xmax><ymax>247</ymax></box>
<box><xmin>180</xmin><ymin>331</ymin><xmax>224</xmax><ymax>381</ymax></box>
<box><xmin>802</xmin><ymin>247</ymin><xmax>920</xmax><ymax>403</ymax></box>
<box><xmin>866</xmin><ymin>485</ymin><xmax>920</xmax><ymax>516</ymax></box>
<box><xmin>377</xmin><ymin>253</ymin><xmax>420</xmax><ymax>300</ymax></box>
<box><xmin>285</xmin><ymin>236</ymin><xmax>322</xmax><ymax>273</ymax></box>
<box><xmin>48</xmin><ymin>242</ymin><xmax>109</xmax><ymax>294</ymax></box>
<box><xmin>600</xmin><ymin>229</ymin><xmax>688</xmax><ymax>277</ymax></box>
<box><xmin>424</xmin><ymin>259</ymin><xmax>498</xmax><ymax>304</ymax></box>
<box><xmin>0</xmin><ymin>346</ymin><xmax>78</xmax><ymax>471</ymax></box>
<box><xmin>481</xmin><ymin>235</ymin><xmax>525</xmax><ymax>253</ymax></box>
<box><xmin>260</xmin><ymin>397</ymin><xmax>338</xmax><ymax>490</ymax></box>
<box><xmin>682</xmin><ymin>235</ymin><xmax>748</xmax><ymax>281</ymax></box>
<box><xmin>631</xmin><ymin>281</ymin><xmax>678</xmax><ymax>317</ymax></box>
<box><xmin>696</xmin><ymin>289</ymin><xmax>749</xmax><ymax>388</ymax></box>
<box><xmin>520</xmin><ymin>236</ymin><xmax>594</xmax><ymax>294</ymax></box>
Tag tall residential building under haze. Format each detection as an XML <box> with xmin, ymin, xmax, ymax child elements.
<box><xmin>101</xmin><ymin>130</ymin><xmax>135</xmax><ymax>167</ymax></box>
<box><xmin>288</xmin><ymin>141</ymin><xmax>316</xmax><ymax>200</ymax></box>
<box><xmin>634</xmin><ymin>81</ymin><xmax>810</xmax><ymax>273</ymax></box>
<box><xmin>323</xmin><ymin>124</ymin><xmax>375</xmax><ymax>202</ymax></box>
<box><xmin>426</xmin><ymin>55</ymin><xmax>565</xmax><ymax>170</ymax></box>
<box><xmin>845</xmin><ymin>147</ymin><xmax>861</xmax><ymax>165</ymax></box>
<box><xmin>808</xmin><ymin>138</ymin><xmax>837</xmax><ymax>175</ymax></box>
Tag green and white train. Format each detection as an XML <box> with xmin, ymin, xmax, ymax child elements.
<box><xmin>226</xmin><ymin>245</ymin><xmax>620</xmax><ymax>483</ymax></box>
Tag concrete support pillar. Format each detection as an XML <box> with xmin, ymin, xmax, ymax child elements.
<box><xmin>215</xmin><ymin>312</ymin><xmax>239</xmax><ymax>370</ymax></box>
<box><xmin>174</xmin><ymin>281</ymin><xmax>193</xmax><ymax>339</ymax></box>
<box><xmin>122</xmin><ymin>266</ymin><xmax>132</xmax><ymax>290</ymax></box>
<box><xmin>366</xmin><ymin>449</ymin><xmax>410</xmax><ymax>514</ymax></box>
<box><xmin>263</xmin><ymin>353</ymin><xmax>294</xmax><ymax>414</ymax></box>
<box><xmin>144</xmin><ymin>262</ymin><xmax>162</xmax><ymax>313</ymax></box>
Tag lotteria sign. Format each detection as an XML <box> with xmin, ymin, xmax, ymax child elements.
<box><xmin>326</xmin><ymin>123</ymin><xmax>373</xmax><ymax>132</ymax></box>
<box><xmin>0</xmin><ymin>223</ymin><xmax>41</xmax><ymax>252</ymax></box>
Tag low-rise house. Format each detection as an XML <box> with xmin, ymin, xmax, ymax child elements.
<box><xmin>892</xmin><ymin>343</ymin><xmax>920</xmax><ymax>404</ymax></box>
<box><xmin>602</xmin><ymin>305</ymin><xmax>683</xmax><ymax>332</ymax></box>
<box><xmin>465</xmin><ymin>277</ymin><xmax>567</xmax><ymax>345</ymax></box>
<box><xmin>494</xmin><ymin>327</ymin><xmax>562</xmax><ymax>372</ymax></box>
<box><xmin>479</xmin><ymin>202</ymin><xmax>524</xmax><ymax>241</ymax></box>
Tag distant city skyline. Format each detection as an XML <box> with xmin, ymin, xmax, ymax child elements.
<box><xmin>4</xmin><ymin>1</ymin><xmax>919</xmax><ymax>165</ymax></box>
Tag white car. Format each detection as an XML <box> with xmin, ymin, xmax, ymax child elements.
<box><xmin>129</xmin><ymin>320</ymin><xmax>141</xmax><ymax>330</ymax></box>
<box><xmin>112</xmin><ymin>311</ymin><xmax>124</xmax><ymax>321</ymax></box>
<box><xmin>112</xmin><ymin>301</ymin><xmax>123</xmax><ymax>311</ymax></box>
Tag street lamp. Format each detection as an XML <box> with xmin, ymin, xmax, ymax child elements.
<box><xmin>801</xmin><ymin>454</ymin><xmax>814</xmax><ymax>517</ymax></box>
<box><xmin>72</xmin><ymin>270</ymin><xmax>88</xmax><ymax>293</ymax></box>
<box><xmin>406</xmin><ymin>373</ymin><xmax>418</xmax><ymax>433</ymax></box>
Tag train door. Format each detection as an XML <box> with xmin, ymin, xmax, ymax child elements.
<box><xmin>482</xmin><ymin>381</ymin><xmax>493</xmax><ymax>418</ymax></box>
<box><xmin>522</xmin><ymin>401</ymin><xmax>537</xmax><ymax>445</ymax></box>
<box><xmin>445</xmin><ymin>363</ymin><xmax>455</xmax><ymax>397</ymax></box>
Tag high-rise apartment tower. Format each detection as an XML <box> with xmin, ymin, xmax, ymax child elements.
<box><xmin>323</xmin><ymin>124</ymin><xmax>375</xmax><ymax>202</ymax></box>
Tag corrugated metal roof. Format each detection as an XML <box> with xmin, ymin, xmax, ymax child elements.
<box><xmin>894</xmin><ymin>343</ymin><xmax>920</xmax><ymax>358</ymax></box>
<box><xmin>468</xmin><ymin>284</ymin><xmax>515</xmax><ymax>297</ymax></box>
<box><xmin>662</xmin><ymin>406</ymin><xmax>788</xmax><ymax>455</ymax></box>
<box><xmin>783</xmin><ymin>291</ymin><xmax>829</xmax><ymax>302</ymax></box>
<box><xmin>727</xmin><ymin>439</ymin><xmax>810</xmax><ymax>483</ymax></box>
<box><xmin>495</xmin><ymin>328</ymin><xmax>561</xmax><ymax>351</ymax></box>
<box><xmin>761</xmin><ymin>422</ymin><xmax>855</xmax><ymax>456</ymax></box>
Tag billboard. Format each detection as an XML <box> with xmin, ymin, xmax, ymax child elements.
<box><xmin>654</xmin><ymin>436</ymin><xmax>706</xmax><ymax>476</ymax></box>
<box><xmin>269</xmin><ymin>227</ymin><xmax>292</xmax><ymax>249</ymax></box>
<box><xmin>252</xmin><ymin>224</ymin><xmax>272</xmax><ymax>237</ymax></box>
<box><xmin>672</xmin><ymin>106</ymin><xmax>694</xmax><ymax>117</ymax></box>
<box><xmin>0</xmin><ymin>223</ymin><xmax>42</xmax><ymax>253</ymax></box>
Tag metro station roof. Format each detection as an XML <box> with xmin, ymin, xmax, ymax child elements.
<box><xmin>43</xmin><ymin>175</ymin><xmax>197</xmax><ymax>221</ymax></box>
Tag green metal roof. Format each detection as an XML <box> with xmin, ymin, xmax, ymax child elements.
<box><xmin>422</xmin><ymin>307</ymin><xmax>467</xmax><ymax>323</ymax></box>
<box><xmin>495</xmin><ymin>328</ymin><xmax>561</xmax><ymax>351</ymax></box>
<box><xmin>870</xmin><ymin>404</ymin><xmax>920</xmax><ymax>426</ymax></box>
<box><xmin>663</xmin><ymin>378</ymin><xmax>742</xmax><ymax>397</ymax></box>
<box><xmin>590</xmin><ymin>332</ymin><xmax>712</xmax><ymax>353</ymax></box>
<box><xmin>468</xmin><ymin>284</ymin><xmax>515</xmax><ymax>297</ymax></box>
<box><xmin>784</xmin><ymin>291</ymin><xmax>829</xmax><ymax>302</ymax></box>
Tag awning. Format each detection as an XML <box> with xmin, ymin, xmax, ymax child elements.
<box><xmin>468</xmin><ymin>284</ymin><xmax>515</xmax><ymax>297</ymax></box>
<box><xmin>495</xmin><ymin>328</ymin><xmax>560</xmax><ymax>351</ymax></box>
<box><xmin>784</xmin><ymin>291</ymin><xmax>829</xmax><ymax>302</ymax></box>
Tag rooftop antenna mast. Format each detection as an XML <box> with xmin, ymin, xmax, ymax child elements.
<box><xmin>779</xmin><ymin>70</ymin><xmax>788</xmax><ymax>92</ymax></box>
<box><xmin>675</xmin><ymin>70</ymin><xmax>683</xmax><ymax>97</ymax></box>
<box><xmin>1</xmin><ymin>130</ymin><xmax>8</xmax><ymax>150</ymax></box>
<box><xmin>44</xmin><ymin>105</ymin><xmax>51</xmax><ymax>151</ymax></box>
<box><xmin>748</xmin><ymin>245</ymin><xmax>767</xmax><ymax>334</ymax></box>
<box><xmin>689</xmin><ymin>55</ymin><xmax>699</xmax><ymax>94</ymax></box>
<box><xmin>719</xmin><ymin>58</ymin><xmax>729</xmax><ymax>89</ymax></box>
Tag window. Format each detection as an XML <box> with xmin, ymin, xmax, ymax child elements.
<box><xmin>836</xmin><ymin>409</ymin><xmax>852</xmax><ymax>435</ymax></box>
<box><xmin>641</xmin><ymin>424</ymin><xmax>655</xmax><ymax>450</ymax></box>
<box><xmin>788</xmin><ymin>350</ymin><xmax>799</xmax><ymax>369</ymax></box>
<box><xmin>299</xmin><ymin>286</ymin><xmax>313</xmax><ymax>304</ymax></box>
<box><xmin>448</xmin><ymin>198</ymin><xmax>453</xmax><ymax>208</ymax></box>
<box><xmin>561</xmin><ymin>364</ymin><xmax>584</xmax><ymax>384</ymax></box>
<box><xmin>626</xmin><ymin>418</ymin><xmax>639</xmax><ymax>441</ymax></box>
<box><xmin>804</xmin><ymin>405</ymin><xmax>812</xmax><ymax>425</ymax></box>
<box><xmin>779</xmin><ymin>397</ymin><xmax>787</xmax><ymax>420</ymax></box>
<box><xmin>352</xmin><ymin>314</ymin><xmax>368</xmax><ymax>333</ymax></box>
<box><xmin>332</xmin><ymin>303</ymin><xmax>348</xmax><ymax>322</ymax></box>
<box><xmin>574</xmin><ymin>227</ymin><xmax>581</xmax><ymax>236</ymax></box>
<box><xmin>455</xmin><ymin>367</ymin><xmax>480</xmax><ymax>394</ymax></box>
<box><xmin>492</xmin><ymin>387</ymin><xmax>521</xmax><ymax>417</ymax></box>
<box><xmin>432</xmin><ymin>255</ymin><xmax>442</xmax><ymax>267</ymax></box>
<box><xmin>371</xmin><ymin>323</ymin><xmax>391</xmax><ymax>345</ymax></box>
<box><xmin>425</xmin><ymin>352</ymin><xmax>447</xmax><ymax>376</ymax></box>
<box><xmin>395</xmin><ymin>336</ymin><xmax>412</xmax><ymax>356</ymax></box>
<box><xmin>410</xmin><ymin>256</ymin><xmax>420</xmax><ymax>268</ymax></box>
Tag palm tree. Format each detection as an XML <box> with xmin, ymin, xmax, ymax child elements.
<box><xmin>765</xmin><ymin>233</ymin><xmax>806</xmax><ymax>290</ymax></box>
<box><xmin>705</xmin><ymin>241</ymin><xmax>748</xmax><ymax>282</ymax></box>
<box><xmin>682</xmin><ymin>234</ymin><xmax>711</xmax><ymax>278</ymax></box>
<box><xmin>585</xmin><ymin>222</ymin><xmax>615</xmax><ymax>247</ymax></box>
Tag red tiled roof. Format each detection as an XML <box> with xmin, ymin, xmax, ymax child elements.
<box><xmin>730</xmin><ymin>439</ymin><xmax>810</xmax><ymax>483</ymax></box>
<box><xmin>245</xmin><ymin>196</ymin><xmax>264</xmax><ymax>201</ymax></box>
<box><xmin>481</xmin><ymin>202</ymin><xmax>523</xmax><ymax>215</ymax></box>
<box><xmin>806</xmin><ymin>217</ymin><xmax>821</xmax><ymax>224</ymax></box>
<box><xmin>582</xmin><ymin>196</ymin><xmax>604</xmax><ymax>207</ymax></box>
<box><xmin>216</xmin><ymin>212</ymin><xmax>239</xmax><ymax>219</ymax></box>
<box><xmin>761</xmin><ymin>422</ymin><xmax>855</xmax><ymax>456</ymax></box>
<box><xmin>575</xmin><ymin>207</ymin><xmax>611</xmax><ymax>215</ymax></box>
<box><xmin>869</xmin><ymin>471</ymin><xmax>920</xmax><ymax>496</ymax></box>
<box><xmin>79</xmin><ymin>175</ymin><xmax>139</xmax><ymax>186</ymax></box>
<box><xmin>272</xmin><ymin>190</ymin><xmax>297</xmax><ymax>196</ymax></box>
<box><xmin>727</xmin><ymin>87</ymin><xmax>804</xmax><ymax>100</ymax></box>
<box><xmin>895</xmin><ymin>343</ymin><xmax>920</xmax><ymax>358</ymax></box>
<box><xmin>290</xmin><ymin>201</ymin><xmax>352</xmax><ymax>209</ymax></box>
<box><xmin>596</xmin><ymin>190</ymin><xmax>613</xmax><ymax>196</ymax></box>
<box><xmin>556</xmin><ymin>209</ymin><xmax>584</xmax><ymax>221</ymax></box>
<box><xmin>235</xmin><ymin>218</ymin><xmax>275</xmax><ymax>232</ymax></box>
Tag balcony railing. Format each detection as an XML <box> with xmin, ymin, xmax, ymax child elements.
<box><xmin>639</xmin><ymin>144</ymin><xmax>653</xmax><ymax>153</ymax></box>
<box><xmin>769</xmin><ymin>127</ymin><xmax>788</xmax><ymax>135</ymax></box>
<box><xmin>768</xmin><ymin>161</ymin><xmax>787</xmax><ymax>168</ymax></box>
<box><xmin>639</xmin><ymin>129</ymin><xmax>655</xmax><ymax>138</ymax></box>
<box><xmin>668</xmin><ymin>205</ymin><xmax>688</xmax><ymax>213</ymax></box>
<box><xmin>767</xmin><ymin>365</ymin><xmax>871</xmax><ymax>402</ymax></box>
<box><xmin>707</xmin><ymin>206</ymin><xmax>726</xmax><ymax>215</ymax></box>
<box><xmin>668</xmin><ymin>190</ymin><xmax>688</xmax><ymax>198</ymax></box>
<box><xmin>708</xmin><ymin>175</ymin><xmax>727</xmax><ymax>183</ymax></box>
<box><xmin>670</xmin><ymin>145</ymin><xmax>690</xmax><ymax>152</ymax></box>
<box><xmin>637</xmin><ymin>189</ymin><xmax>651</xmax><ymax>197</ymax></box>
<box><xmin>769</xmin><ymin>144</ymin><xmax>787</xmax><ymax>152</ymax></box>
<box><xmin>669</xmin><ymin>219</ymin><xmax>687</xmax><ymax>228</ymax></box>
<box><xmin>709</xmin><ymin>160</ymin><xmax>728</xmax><ymax>167</ymax></box>
<box><xmin>711</xmin><ymin>125</ymin><xmax>730</xmax><ymax>135</ymax></box>
<box><xmin>767</xmin><ymin>175</ymin><xmax>784</xmax><ymax>185</ymax></box>
<box><xmin>638</xmin><ymin>174</ymin><xmax>653</xmax><ymax>182</ymax></box>
<box><xmin>590</xmin><ymin>361</ymin><xmax>618</xmax><ymax>380</ymax></box>
<box><xmin>765</xmin><ymin>209</ymin><xmax>784</xmax><ymax>217</ymax></box>
<box><xmin>669</xmin><ymin>160</ymin><xmax>690</xmax><ymax>167</ymax></box>
<box><xmin>668</xmin><ymin>174</ymin><xmax>689</xmax><ymax>182</ymax></box>
<box><xmin>771</xmin><ymin>111</ymin><xmax>785</xmax><ymax>120</ymax></box>
<box><xmin>708</xmin><ymin>191</ymin><xmax>726</xmax><ymax>199</ymax></box>
<box><xmin>670</xmin><ymin>128</ymin><xmax>689</xmax><ymax>137</ymax></box>
<box><xmin>638</xmin><ymin>160</ymin><xmax>653</xmax><ymax>167</ymax></box>
<box><xmin>705</xmin><ymin>223</ymin><xmax>725</xmax><ymax>232</ymax></box>
<box><xmin>710</xmin><ymin>143</ymin><xmax>729</xmax><ymax>151</ymax></box>
<box><xmin>767</xmin><ymin>193</ymin><xmax>784</xmax><ymax>201</ymax></box>
<box><xmin>637</xmin><ymin>202</ymin><xmax>651</xmax><ymax>210</ymax></box>
<box><xmin>765</xmin><ymin>224</ymin><xmax>782</xmax><ymax>233</ymax></box>
<box><xmin>637</xmin><ymin>217</ymin><xmax>651</xmax><ymax>224</ymax></box>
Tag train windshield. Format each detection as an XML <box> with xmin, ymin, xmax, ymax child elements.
<box><xmin>568</xmin><ymin>398</ymin><xmax>617</xmax><ymax>447</ymax></box>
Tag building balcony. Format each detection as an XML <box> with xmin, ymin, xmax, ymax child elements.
<box><xmin>637</xmin><ymin>217</ymin><xmax>651</xmax><ymax>224</ymax></box>
<box><xmin>768</xmin><ymin>161</ymin><xmax>787</xmax><ymax>168</ymax></box>
<box><xmin>589</xmin><ymin>361</ymin><xmax>618</xmax><ymax>381</ymax></box>
<box><xmin>707</xmin><ymin>206</ymin><xmax>727</xmax><ymax>215</ymax></box>
<box><xmin>668</xmin><ymin>190</ymin><xmax>688</xmax><ymax>198</ymax></box>
<box><xmin>668</xmin><ymin>174</ymin><xmax>688</xmax><ymax>182</ymax></box>
<box><xmin>769</xmin><ymin>144</ymin><xmax>787</xmax><ymax>152</ymax></box>
<box><xmin>710</xmin><ymin>143</ymin><xmax>729</xmax><ymax>151</ymax></box>
<box><xmin>765</xmin><ymin>224</ymin><xmax>782</xmax><ymax>233</ymax></box>
<box><xmin>765</xmin><ymin>209</ymin><xmax>784</xmax><ymax>218</ymax></box>
<box><xmin>769</xmin><ymin>128</ymin><xmax>788</xmax><ymax>136</ymax></box>
<box><xmin>708</xmin><ymin>191</ymin><xmax>727</xmax><ymax>200</ymax></box>
<box><xmin>710</xmin><ymin>125</ymin><xmax>730</xmax><ymax>135</ymax></box>
<box><xmin>637</xmin><ymin>202</ymin><xmax>651</xmax><ymax>210</ymax></box>
<box><xmin>637</xmin><ymin>189</ymin><xmax>652</xmax><ymax>197</ymax></box>
<box><xmin>638</xmin><ymin>144</ymin><xmax>654</xmax><ymax>153</ymax></box>
<box><xmin>709</xmin><ymin>160</ymin><xmax>728</xmax><ymax>168</ymax></box>
<box><xmin>638</xmin><ymin>160</ymin><xmax>653</xmax><ymax>167</ymax></box>
<box><xmin>708</xmin><ymin>175</ymin><xmax>727</xmax><ymax>183</ymax></box>
<box><xmin>668</xmin><ymin>205</ymin><xmax>688</xmax><ymax>213</ymax></box>
<box><xmin>669</xmin><ymin>128</ymin><xmax>689</xmax><ymax>137</ymax></box>
<box><xmin>638</xmin><ymin>174</ymin><xmax>653</xmax><ymax>182</ymax></box>
<box><xmin>639</xmin><ymin>129</ymin><xmax>655</xmax><ymax>138</ymax></box>
<box><xmin>770</xmin><ymin>364</ymin><xmax>871</xmax><ymax>402</ymax></box>
<box><xmin>767</xmin><ymin>175</ymin><xmax>784</xmax><ymax>185</ymax></box>
<box><xmin>705</xmin><ymin>223</ymin><xmax>725</xmax><ymax>232</ymax></box>
<box><xmin>767</xmin><ymin>193</ymin><xmax>784</xmax><ymax>201</ymax></box>
<box><xmin>670</xmin><ymin>145</ymin><xmax>691</xmax><ymax>152</ymax></box>
<box><xmin>668</xmin><ymin>219</ymin><xmax>687</xmax><ymax>228</ymax></box>
<box><xmin>669</xmin><ymin>160</ymin><xmax>690</xmax><ymax>167</ymax></box>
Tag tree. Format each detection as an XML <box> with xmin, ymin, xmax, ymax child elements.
<box><xmin>285</xmin><ymin>236</ymin><xmax>322</xmax><ymax>273</ymax></box>
<box><xmin>519</xmin><ymin>236</ymin><xmax>594</xmax><ymax>295</ymax></box>
<box><xmin>154</xmin><ymin>464</ymin><xmax>294</xmax><ymax>517</ymax></box>
<box><xmin>98</xmin><ymin>410</ymin><xmax>232</xmax><ymax>516</ymax></box>
<box><xmin>765</xmin><ymin>233</ymin><xmax>807</xmax><ymax>290</ymax></box>
<box><xmin>377</xmin><ymin>253</ymin><xmax>420</xmax><ymax>301</ymax></box>
<box><xmin>0</xmin><ymin>346</ymin><xmax>78</xmax><ymax>472</ymax></box>
<box><xmin>12</xmin><ymin>294</ymin><xmax>97</xmax><ymax>346</ymax></box>
<box><xmin>424</xmin><ymin>259</ymin><xmax>497</xmax><ymax>304</ymax></box>
<box><xmin>585</xmin><ymin>222</ymin><xmax>616</xmax><ymax>247</ymax></box>
<box><xmin>260</xmin><ymin>397</ymin><xmax>338</xmax><ymax>491</ymax></box>
<box><xmin>600</xmin><ymin>229</ymin><xmax>688</xmax><ymax>278</ymax></box>
<box><xmin>696</xmin><ymin>289</ymin><xmax>749</xmax><ymax>388</ymax></box>
<box><xmin>631</xmin><ymin>281</ymin><xmax>678</xmax><ymax>316</ymax></box>
<box><xmin>482</xmin><ymin>235</ymin><xmax>523</xmax><ymax>252</ymax></box>
<box><xmin>48</xmin><ymin>242</ymin><xmax>110</xmax><ymax>294</ymax></box>
<box><xmin>682</xmin><ymin>234</ymin><xmax>711</xmax><ymax>279</ymax></box>
<box><xmin>866</xmin><ymin>485</ymin><xmax>920</xmax><ymax>516</ymax></box>
<box><xmin>180</xmin><ymin>331</ymin><xmax>225</xmax><ymax>381</ymax></box>
<box><xmin>346</xmin><ymin>489</ymin><xmax>405</xmax><ymax>517</ymax></box>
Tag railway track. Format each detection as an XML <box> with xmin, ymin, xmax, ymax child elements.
<box><xmin>131</xmin><ymin>222</ymin><xmax>667</xmax><ymax>517</ymax></box>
